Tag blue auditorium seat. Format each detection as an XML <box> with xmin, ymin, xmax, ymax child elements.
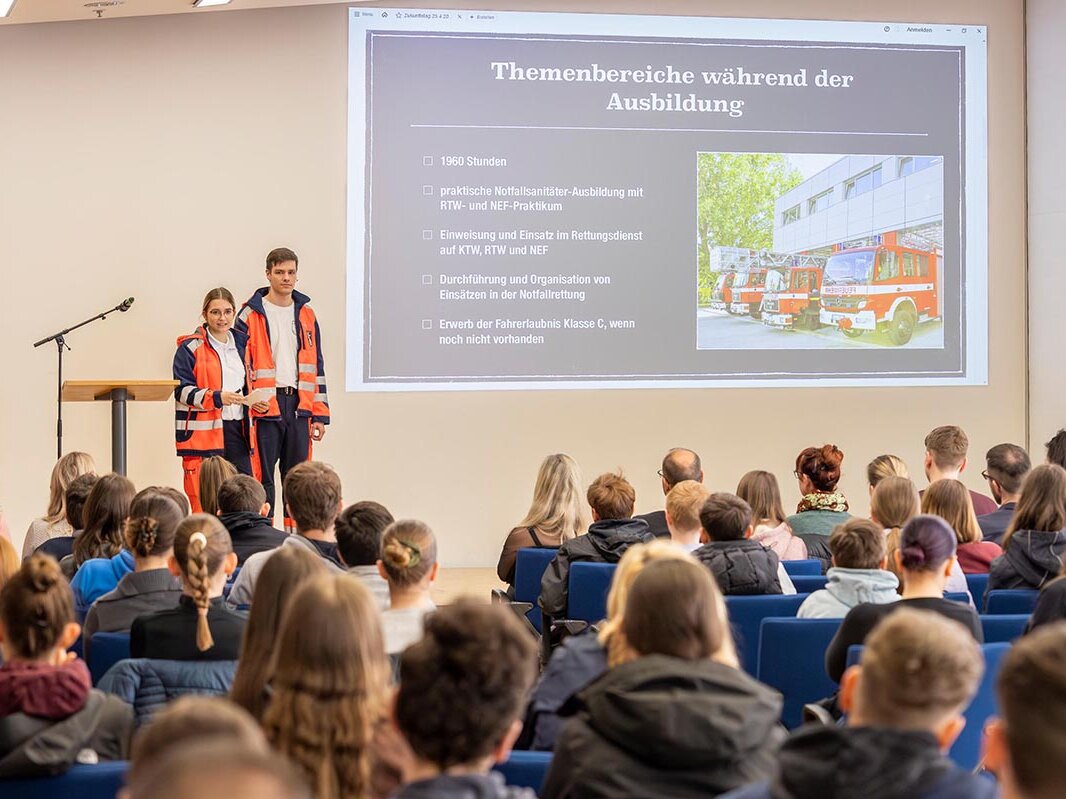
<box><xmin>492</xmin><ymin>750</ymin><xmax>552</xmax><ymax>793</ymax></box>
<box><xmin>782</xmin><ymin>559</ymin><xmax>822</xmax><ymax>576</ymax></box>
<box><xmin>984</xmin><ymin>589</ymin><xmax>1039</xmax><ymax>615</ymax></box>
<box><xmin>966</xmin><ymin>573</ymin><xmax>990</xmax><ymax>609</ymax></box>
<box><xmin>1</xmin><ymin>761</ymin><xmax>127</xmax><ymax>798</ymax></box>
<box><xmin>757</xmin><ymin>617</ymin><xmax>841</xmax><ymax>728</ymax></box>
<box><xmin>726</xmin><ymin>594</ymin><xmax>808</xmax><ymax>675</ymax></box>
<box><xmin>514</xmin><ymin>547</ymin><xmax>558</xmax><ymax>632</ymax></box>
<box><xmin>89</xmin><ymin>632</ymin><xmax>131</xmax><ymax>685</ymax></box>
<box><xmin>567</xmin><ymin>562</ymin><xmax>616</xmax><ymax>623</ymax></box>
<box><xmin>980</xmin><ymin>614</ymin><xmax>1029</xmax><ymax>643</ymax></box>
<box><xmin>790</xmin><ymin>574</ymin><xmax>828</xmax><ymax>593</ymax></box>
<box><xmin>944</xmin><ymin>591</ymin><xmax>971</xmax><ymax>604</ymax></box>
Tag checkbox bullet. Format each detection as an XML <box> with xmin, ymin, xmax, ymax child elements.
<box><xmin>423</xmin><ymin>155</ymin><xmax>434</xmax><ymax>166</ymax></box>
<box><xmin>422</xmin><ymin>230</ymin><xmax>433</xmax><ymax>240</ymax></box>
<box><xmin>422</xmin><ymin>319</ymin><xmax>433</xmax><ymax>330</ymax></box>
<box><xmin>422</xmin><ymin>275</ymin><xmax>433</xmax><ymax>285</ymax></box>
<box><xmin>423</xmin><ymin>185</ymin><xmax>434</xmax><ymax>196</ymax></box>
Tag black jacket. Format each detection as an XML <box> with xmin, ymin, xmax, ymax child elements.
<box><xmin>976</xmin><ymin>502</ymin><xmax>1016</xmax><ymax>546</ymax></box>
<box><xmin>0</xmin><ymin>691</ymin><xmax>132</xmax><ymax>778</ymax></box>
<box><xmin>218</xmin><ymin>511</ymin><xmax>289</xmax><ymax>566</ymax></box>
<box><xmin>722</xmin><ymin>725</ymin><xmax>996</xmax><ymax>799</ymax></box>
<box><xmin>539</xmin><ymin>519</ymin><xmax>653</xmax><ymax>617</ymax></box>
<box><xmin>130</xmin><ymin>595</ymin><xmax>247</xmax><ymax>661</ymax></box>
<box><xmin>542</xmin><ymin>655</ymin><xmax>784</xmax><ymax>799</ymax></box>
<box><xmin>797</xmin><ymin>534</ymin><xmax>832</xmax><ymax>573</ymax></box>
<box><xmin>694</xmin><ymin>539</ymin><xmax>783</xmax><ymax>595</ymax></box>
<box><xmin>394</xmin><ymin>773</ymin><xmax>535</xmax><ymax>799</ymax></box>
<box><xmin>632</xmin><ymin>509</ymin><xmax>669</xmax><ymax>538</ymax></box>
<box><xmin>1028</xmin><ymin>575</ymin><xmax>1066</xmax><ymax>632</ymax></box>
<box><xmin>988</xmin><ymin>529</ymin><xmax>1066</xmax><ymax>591</ymax></box>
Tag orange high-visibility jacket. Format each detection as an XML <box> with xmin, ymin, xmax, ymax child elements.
<box><xmin>172</xmin><ymin>326</ymin><xmax>251</xmax><ymax>457</ymax></box>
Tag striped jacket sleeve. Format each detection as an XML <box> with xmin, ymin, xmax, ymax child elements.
<box><xmin>312</xmin><ymin>317</ymin><xmax>330</xmax><ymax>424</ymax></box>
<box><xmin>173</xmin><ymin>341</ymin><xmax>220</xmax><ymax>411</ymax></box>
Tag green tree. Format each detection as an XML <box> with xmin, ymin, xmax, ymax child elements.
<box><xmin>696</xmin><ymin>153</ymin><xmax>803</xmax><ymax>283</ymax></box>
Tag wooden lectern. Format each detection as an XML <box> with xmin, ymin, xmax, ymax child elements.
<box><xmin>62</xmin><ymin>380</ymin><xmax>178</xmax><ymax>475</ymax></box>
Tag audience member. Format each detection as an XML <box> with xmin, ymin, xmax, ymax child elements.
<box><xmin>872</xmin><ymin>475</ymin><xmax>921</xmax><ymax>586</ymax></box>
<box><xmin>989</xmin><ymin>464</ymin><xmax>1066</xmax><ymax>591</ymax></box>
<box><xmin>21</xmin><ymin>451</ymin><xmax>96</xmax><ymax>559</ymax></box>
<box><xmin>1027</xmin><ymin>561</ymin><xmax>1066</xmax><ymax>632</ymax></box>
<box><xmin>335</xmin><ymin>500</ymin><xmax>394</xmax><ymax>610</ymax></box>
<box><xmin>62</xmin><ymin>472</ymin><xmax>135</xmax><ymax>579</ymax></box>
<box><xmin>786</xmin><ymin>444</ymin><xmax>851</xmax><ymax>536</ymax></box>
<box><xmin>262</xmin><ymin>574</ymin><xmax>393</xmax><ymax>799</ymax></box>
<box><xmin>978</xmin><ymin>443</ymin><xmax>1031</xmax><ymax>543</ymax></box>
<box><xmin>393</xmin><ymin>601</ymin><xmax>538</xmax><ymax>799</ymax></box>
<box><xmin>230</xmin><ymin>547</ymin><xmax>326</xmax><ymax>721</ymax></box>
<box><xmin>739</xmin><ymin>470</ymin><xmax>807</xmax><ymax>560</ymax></box>
<box><xmin>664</xmin><ymin>480</ymin><xmax>709</xmax><ymax>551</ymax></box>
<box><xmin>797</xmin><ymin>519</ymin><xmax>898</xmax><ymax>618</ymax></box>
<box><xmin>633</xmin><ymin>447</ymin><xmax>704</xmax><ymax>537</ymax></box>
<box><xmin>519</xmin><ymin>540</ymin><xmax>698</xmax><ymax>752</ymax></box>
<box><xmin>227</xmin><ymin>462</ymin><xmax>344</xmax><ymax>606</ymax></box>
<box><xmin>865</xmin><ymin>453</ymin><xmax>909</xmax><ymax>492</ymax></box>
<box><xmin>922</xmin><ymin>425</ymin><xmax>997</xmax><ymax>514</ymax></box>
<box><xmin>922</xmin><ymin>479</ymin><xmax>1002</xmax><ymax>574</ymax></box>
<box><xmin>694</xmin><ymin>493</ymin><xmax>794</xmax><ymax>595</ymax></box>
<box><xmin>825</xmin><ymin>515</ymin><xmax>982</xmax><ymax>683</ymax></box>
<box><xmin>217</xmin><ymin>475</ymin><xmax>288</xmax><ymax>565</ymax></box>
<box><xmin>379</xmin><ymin>519</ymin><xmax>439</xmax><ymax>656</ymax></box>
<box><xmin>82</xmin><ymin>490</ymin><xmax>185</xmax><ymax>658</ymax></box>
<box><xmin>983</xmin><ymin>622</ymin><xmax>1066</xmax><ymax>799</ymax></box>
<box><xmin>34</xmin><ymin>473</ymin><xmax>97</xmax><ymax>562</ymax></box>
<box><xmin>198</xmin><ymin>455</ymin><xmax>238</xmax><ymax>516</ymax></box>
<box><xmin>540</xmin><ymin>471</ymin><xmax>654</xmax><ymax>617</ymax></box>
<box><xmin>496</xmin><ymin>454</ymin><xmax>587</xmax><ymax>586</ymax></box>
<box><xmin>723</xmin><ymin>609</ymin><xmax>992</xmax><ymax>799</ymax></box>
<box><xmin>0</xmin><ymin>538</ymin><xmax>17</xmax><ymax>588</ymax></box>
<box><xmin>0</xmin><ymin>555</ymin><xmax>132</xmax><ymax>776</ymax></box>
<box><xmin>130</xmin><ymin>514</ymin><xmax>244</xmax><ymax>660</ymax></box>
<box><xmin>543</xmin><ymin>559</ymin><xmax>782</xmax><ymax>798</ymax></box>
<box><xmin>1046</xmin><ymin>428</ymin><xmax>1066</xmax><ymax>470</ymax></box>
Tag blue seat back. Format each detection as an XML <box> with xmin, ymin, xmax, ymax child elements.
<box><xmin>1</xmin><ymin>761</ymin><xmax>128</xmax><ymax>798</ymax></box>
<box><xmin>985</xmin><ymin>589</ymin><xmax>1039</xmax><ymax>614</ymax></box>
<box><xmin>966</xmin><ymin>573</ymin><xmax>990</xmax><ymax>609</ymax></box>
<box><xmin>89</xmin><ymin>632</ymin><xmax>131</xmax><ymax>685</ymax></box>
<box><xmin>492</xmin><ymin>751</ymin><xmax>552</xmax><ymax>793</ymax></box>
<box><xmin>514</xmin><ymin>548</ymin><xmax>558</xmax><ymax>631</ymax></box>
<box><xmin>567</xmin><ymin>562</ymin><xmax>616</xmax><ymax>622</ymax></box>
<box><xmin>757</xmin><ymin>618</ymin><xmax>841</xmax><ymax>728</ymax></box>
<box><xmin>782</xmin><ymin>559</ymin><xmax>823</xmax><ymax>576</ymax></box>
<box><xmin>846</xmin><ymin>644</ymin><xmax>863</xmax><ymax>669</ymax></box>
<box><xmin>980</xmin><ymin>614</ymin><xmax>1029</xmax><ymax>643</ymax></box>
<box><xmin>944</xmin><ymin>591</ymin><xmax>970</xmax><ymax>604</ymax></box>
<box><xmin>726</xmin><ymin>594</ymin><xmax>809</xmax><ymax>675</ymax></box>
<box><xmin>790</xmin><ymin>575</ymin><xmax>828</xmax><ymax>593</ymax></box>
<box><xmin>951</xmin><ymin>643</ymin><xmax>1011</xmax><ymax>770</ymax></box>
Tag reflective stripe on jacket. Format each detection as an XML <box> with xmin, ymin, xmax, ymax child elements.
<box><xmin>172</xmin><ymin>326</ymin><xmax>250</xmax><ymax>457</ymax></box>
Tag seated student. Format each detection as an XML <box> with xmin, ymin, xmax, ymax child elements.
<box><xmin>379</xmin><ymin>520</ymin><xmax>439</xmax><ymax>656</ymax></box>
<box><xmin>989</xmin><ymin>463</ymin><xmax>1066</xmax><ymax>591</ymax></box>
<box><xmin>978</xmin><ymin>443</ymin><xmax>1031</xmax><ymax>544</ymax></box>
<box><xmin>693</xmin><ymin>493</ymin><xmax>795</xmax><ymax>595</ymax></box>
<box><xmin>983</xmin><ymin>622</ymin><xmax>1066</xmax><ymax>799</ymax></box>
<box><xmin>665</xmin><ymin>480</ymin><xmax>709</xmax><ymax>552</ymax></box>
<box><xmin>1027</xmin><ymin>564</ymin><xmax>1066</xmax><ymax>632</ymax></box>
<box><xmin>1047</xmin><ymin>429</ymin><xmax>1066</xmax><ymax>469</ymax></box>
<box><xmin>82</xmin><ymin>491</ymin><xmax>185</xmax><ymax>659</ymax></box>
<box><xmin>335</xmin><ymin>500</ymin><xmax>394</xmax><ymax>611</ymax></box>
<box><xmin>34</xmin><ymin>473</ymin><xmax>97</xmax><ymax>563</ymax></box>
<box><xmin>0</xmin><ymin>555</ymin><xmax>133</xmax><ymax>777</ymax></box>
<box><xmin>130</xmin><ymin>514</ymin><xmax>244</xmax><ymax>661</ymax></box>
<box><xmin>22</xmin><ymin>451</ymin><xmax>96</xmax><ymax>559</ymax></box>
<box><xmin>226</xmin><ymin>462</ymin><xmax>344</xmax><ymax>606</ymax></box>
<box><xmin>825</xmin><ymin>515</ymin><xmax>983</xmax><ymax>684</ymax></box>
<box><xmin>519</xmin><ymin>540</ymin><xmax>697</xmax><ymax>752</ymax></box>
<box><xmin>866</xmin><ymin>453</ymin><xmax>910</xmax><ymax>492</ymax></box>
<box><xmin>542</xmin><ymin>559</ymin><xmax>783</xmax><ymax>798</ymax></box>
<box><xmin>923</xmin><ymin>478</ymin><xmax>1003</xmax><ymax>574</ymax></box>
<box><xmin>229</xmin><ymin>547</ymin><xmax>325</xmax><ymax>722</ymax></box>
<box><xmin>539</xmin><ymin>471</ymin><xmax>655</xmax><ymax>617</ymax></box>
<box><xmin>797</xmin><ymin>519</ymin><xmax>899</xmax><ymax>619</ymax></box>
<box><xmin>196</xmin><ymin>456</ymin><xmax>238</xmax><ymax>519</ymax></box>
<box><xmin>61</xmin><ymin>472</ymin><xmax>136</xmax><ymax>581</ymax></box>
<box><xmin>722</xmin><ymin>609</ymin><xmax>994</xmax><ymax>799</ymax></box>
<box><xmin>922</xmin><ymin>424</ymin><xmax>998</xmax><ymax>515</ymax></box>
<box><xmin>785</xmin><ymin>444</ymin><xmax>852</xmax><ymax>537</ymax></box>
<box><xmin>739</xmin><ymin>470</ymin><xmax>807</xmax><ymax>561</ymax></box>
<box><xmin>216</xmin><ymin>475</ymin><xmax>288</xmax><ymax>566</ymax></box>
<box><xmin>392</xmin><ymin>601</ymin><xmax>538</xmax><ymax>799</ymax></box>
<box><xmin>633</xmin><ymin>447</ymin><xmax>704</xmax><ymax>538</ymax></box>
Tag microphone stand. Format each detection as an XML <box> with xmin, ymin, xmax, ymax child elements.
<box><xmin>33</xmin><ymin>300</ymin><xmax>134</xmax><ymax>460</ymax></box>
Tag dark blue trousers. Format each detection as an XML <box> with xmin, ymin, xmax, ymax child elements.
<box><xmin>254</xmin><ymin>391</ymin><xmax>310</xmax><ymax>526</ymax></box>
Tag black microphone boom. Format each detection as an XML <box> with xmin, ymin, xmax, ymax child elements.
<box><xmin>119</xmin><ymin>297</ymin><xmax>135</xmax><ymax>312</ymax></box>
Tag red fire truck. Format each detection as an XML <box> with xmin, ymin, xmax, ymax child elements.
<box><xmin>729</xmin><ymin>268</ymin><xmax>769</xmax><ymax>318</ymax></box>
<box><xmin>761</xmin><ymin>266</ymin><xmax>824</xmax><ymax>330</ymax></box>
<box><xmin>709</xmin><ymin>272</ymin><xmax>736</xmax><ymax>312</ymax></box>
<box><xmin>819</xmin><ymin>238</ymin><xmax>942</xmax><ymax>345</ymax></box>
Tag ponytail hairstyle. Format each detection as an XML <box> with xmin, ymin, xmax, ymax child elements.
<box><xmin>380</xmin><ymin>520</ymin><xmax>437</xmax><ymax>588</ymax></box>
<box><xmin>796</xmin><ymin>444</ymin><xmax>845</xmax><ymax>492</ymax></box>
<box><xmin>0</xmin><ymin>555</ymin><xmax>74</xmax><ymax>660</ymax></box>
<box><xmin>198</xmin><ymin>457</ymin><xmax>238</xmax><ymax>517</ymax></box>
<box><xmin>897</xmin><ymin>514</ymin><xmax>957</xmax><ymax>574</ymax></box>
<box><xmin>866</xmin><ymin>454</ymin><xmax>910</xmax><ymax>489</ymax></box>
<box><xmin>124</xmin><ymin>489</ymin><xmax>185</xmax><ymax>560</ymax></box>
<box><xmin>871</xmin><ymin>476</ymin><xmax>921</xmax><ymax>586</ymax></box>
<box><xmin>173</xmin><ymin>514</ymin><xmax>234</xmax><ymax>652</ymax></box>
<box><xmin>44</xmin><ymin>451</ymin><xmax>96</xmax><ymax>525</ymax></box>
<box><xmin>74</xmin><ymin>473</ymin><xmax>136</xmax><ymax>566</ymax></box>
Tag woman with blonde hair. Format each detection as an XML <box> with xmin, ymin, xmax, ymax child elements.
<box><xmin>0</xmin><ymin>538</ymin><xmax>18</xmax><ymax>589</ymax></box>
<box><xmin>922</xmin><ymin>479</ymin><xmax>1002</xmax><ymax>574</ymax></box>
<box><xmin>738</xmin><ymin>470</ymin><xmax>806</xmax><ymax>561</ymax></box>
<box><xmin>871</xmin><ymin>475</ymin><xmax>920</xmax><ymax>586</ymax></box>
<box><xmin>378</xmin><ymin>520</ymin><xmax>439</xmax><ymax>656</ymax></box>
<box><xmin>262</xmin><ymin>574</ymin><xmax>392</xmax><ymax>799</ymax></box>
<box><xmin>497</xmin><ymin>454</ymin><xmax>588</xmax><ymax>586</ymax></box>
<box><xmin>22</xmin><ymin>451</ymin><xmax>96</xmax><ymax>558</ymax></box>
<box><xmin>989</xmin><ymin>464</ymin><xmax>1066</xmax><ymax>591</ymax></box>
<box><xmin>866</xmin><ymin>454</ymin><xmax>909</xmax><ymax>493</ymax></box>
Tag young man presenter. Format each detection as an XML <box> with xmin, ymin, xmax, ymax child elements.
<box><xmin>236</xmin><ymin>247</ymin><xmax>329</xmax><ymax>531</ymax></box>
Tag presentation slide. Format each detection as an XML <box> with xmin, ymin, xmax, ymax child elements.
<box><xmin>346</xmin><ymin>9</ymin><xmax>987</xmax><ymax>391</ymax></box>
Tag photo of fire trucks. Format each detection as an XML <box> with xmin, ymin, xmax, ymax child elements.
<box><xmin>696</xmin><ymin>152</ymin><xmax>945</xmax><ymax>350</ymax></box>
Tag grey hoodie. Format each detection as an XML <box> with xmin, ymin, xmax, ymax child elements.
<box><xmin>797</xmin><ymin>568</ymin><xmax>899</xmax><ymax>619</ymax></box>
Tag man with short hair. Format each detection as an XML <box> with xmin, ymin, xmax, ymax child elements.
<box><xmin>1045</xmin><ymin>429</ymin><xmax>1066</xmax><ymax>470</ymax></box>
<box><xmin>797</xmin><ymin>519</ymin><xmax>899</xmax><ymax>618</ymax></box>
<box><xmin>335</xmin><ymin>500</ymin><xmax>394</xmax><ymax>610</ymax></box>
<box><xmin>237</xmin><ymin>247</ymin><xmax>330</xmax><ymax>532</ymax></box>
<box><xmin>539</xmin><ymin>472</ymin><xmax>653</xmax><ymax>617</ymax></box>
<box><xmin>226</xmin><ymin>461</ymin><xmax>343</xmax><ymax>607</ymax></box>
<box><xmin>693</xmin><ymin>493</ymin><xmax>795</xmax><ymax>595</ymax></box>
<box><xmin>634</xmin><ymin>447</ymin><xmax>704</xmax><ymax>537</ymax></box>
<box><xmin>978</xmin><ymin>443</ymin><xmax>1032</xmax><ymax>544</ymax></box>
<box><xmin>665</xmin><ymin>480</ymin><xmax>709</xmax><ymax>552</ymax></box>
<box><xmin>216</xmin><ymin>474</ymin><xmax>288</xmax><ymax>566</ymax></box>
<box><xmin>922</xmin><ymin>425</ymin><xmax>997</xmax><ymax>515</ymax></box>
<box><xmin>983</xmin><ymin>622</ymin><xmax>1066</xmax><ymax>799</ymax></box>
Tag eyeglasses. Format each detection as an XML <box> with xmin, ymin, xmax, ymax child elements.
<box><xmin>793</xmin><ymin>469</ymin><xmax>801</xmax><ymax>479</ymax></box>
<box><xmin>206</xmin><ymin>308</ymin><xmax>235</xmax><ymax>318</ymax></box>
<box><xmin>981</xmin><ymin>470</ymin><xmax>991</xmax><ymax>481</ymax></box>
<box><xmin>656</xmin><ymin>469</ymin><xmax>664</xmax><ymax>478</ymax></box>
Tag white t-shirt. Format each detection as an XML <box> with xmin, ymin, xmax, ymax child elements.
<box><xmin>206</xmin><ymin>330</ymin><xmax>246</xmax><ymax>421</ymax></box>
<box><xmin>262</xmin><ymin>299</ymin><xmax>298</xmax><ymax>388</ymax></box>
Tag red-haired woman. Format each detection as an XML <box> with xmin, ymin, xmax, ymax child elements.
<box><xmin>786</xmin><ymin>444</ymin><xmax>853</xmax><ymax>537</ymax></box>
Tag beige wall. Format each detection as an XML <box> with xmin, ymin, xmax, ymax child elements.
<box><xmin>0</xmin><ymin>0</ymin><xmax>1026</xmax><ymax>565</ymax></box>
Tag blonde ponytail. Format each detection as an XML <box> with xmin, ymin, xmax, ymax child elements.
<box><xmin>173</xmin><ymin>515</ymin><xmax>232</xmax><ymax>653</ymax></box>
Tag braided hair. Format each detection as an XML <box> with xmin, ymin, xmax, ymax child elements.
<box><xmin>173</xmin><ymin>514</ymin><xmax>233</xmax><ymax>652</ymax></box>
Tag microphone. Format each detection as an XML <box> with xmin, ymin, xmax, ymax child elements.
<box><xmin>118</xmin><ymin>297</ymin><xmax>135</xmax><ymax>312</ymax></box>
